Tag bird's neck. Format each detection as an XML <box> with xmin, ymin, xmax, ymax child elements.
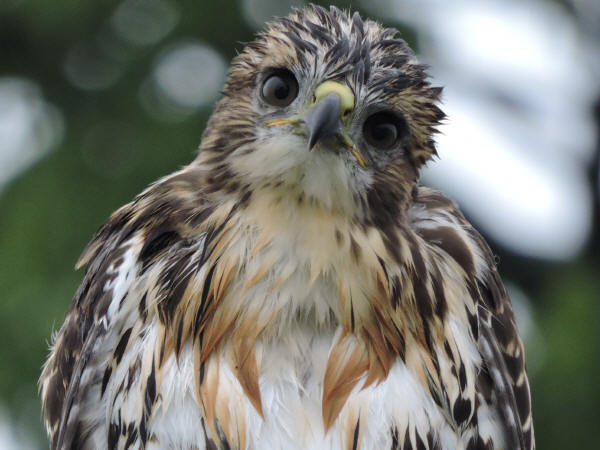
<box><xmin>198</xmin><ymin>182</ymin><xmax>423</xmax><ymax>338</ymax></box>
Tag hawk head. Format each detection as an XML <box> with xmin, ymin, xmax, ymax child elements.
<box><xmin>197</xmin><ymin>5</ymin><xmax>444</xmax><ymax>222</ymax></box>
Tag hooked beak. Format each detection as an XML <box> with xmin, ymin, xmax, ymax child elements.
<box><xmin>265</xmin><ymin>81</ymin><xmax>368</xmax><ymax>167</ymax></box>
<box><xmin>303</xmin><ymin>93</ymin><xmax>342</xmax><ymax>149</ymax></box>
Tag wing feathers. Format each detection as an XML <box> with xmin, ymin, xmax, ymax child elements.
<box><xmin>414</xmin><ymin>187</ymin><xmax>534</xmax><ymax>449</ymax></box>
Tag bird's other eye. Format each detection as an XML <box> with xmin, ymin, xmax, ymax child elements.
<box><xmin>261</xmin><ymin>69</ymin><xmax>299</xmax><ymax>107</ymax></box>
<box><xmin>363</xmin><ymin>111</ymin><xmax>407</xmax><ymax>149</ymax></box>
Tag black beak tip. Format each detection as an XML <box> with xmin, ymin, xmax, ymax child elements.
<box><xmin>303</xmin><ymin>93</ymin><xmax>341</xmax><ymax>150</ymax></box>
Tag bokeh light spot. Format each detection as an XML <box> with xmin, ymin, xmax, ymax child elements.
<box><xmin>63</xmin><ymin>41</ymin><xmax>122</xmax><ymax>91</ymax></box>
<box><xmin>140</xmin><ymin>41</ymin><xmax>227</xmax><ymax>121</ymax></box>
<box><xmin>0</xmin><ymin>78</ymin><xmax>64</xmax><ymax>192</ymax></box>
<box><xmin>110</xmin><ymin>0</ymin><xmax>180</xmax><ymax>47</ymax></box>
<box><xmin>241</xmin><ymin>0</ymin><xmax>306</xmax><ymax>29</ymax></box>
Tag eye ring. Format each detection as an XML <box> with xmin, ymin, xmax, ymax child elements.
<box><xmin>261</xmin><ymin>69</ymin><xmax>299</xmax><ymax>107</ymax></box>
<box><xmin>363</xmin><ymin>111</ymin><xmax>407</xmax><ymax>150</ymax></box>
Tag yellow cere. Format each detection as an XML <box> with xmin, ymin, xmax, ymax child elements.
<box><xmin>314</xmin><ymin>81</ymin><xmax>355</xmax><ymax>115</ymax></box>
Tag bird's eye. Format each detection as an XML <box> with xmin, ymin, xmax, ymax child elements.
<box><xmin>363</xmin><ymin>111</ymin><xmax>407</xmax><ymax>149</ymax></box>
<box><xmin>261</xmin><ymin>70</ymin><xmax>299</xmax><ymax>107</ymax></box>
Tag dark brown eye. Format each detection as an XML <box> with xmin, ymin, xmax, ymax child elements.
<box><xmin>261</xmin><ymin>70</ymin><xmax>299</xmax><ymax>107</ymax></box>
<box><xmin>363</xmin><ymin>111</ymin><xmax>407</xmax><ymax>149</ymax></box>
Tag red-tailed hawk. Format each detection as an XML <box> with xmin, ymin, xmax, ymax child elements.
<box><xmin>40</xmin><ymin>6</ymin><xmax>534</xmax><ymax>449</ymax></box>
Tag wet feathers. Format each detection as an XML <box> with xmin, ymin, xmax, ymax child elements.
<box><xmin>40</xmin><ymin>6</ymin><xmax>534</xmax><ymax>450</ymax></box>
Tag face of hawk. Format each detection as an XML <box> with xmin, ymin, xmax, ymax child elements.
<box><xmin>198</xmin><ymin>6</ymin><xmax>444</xmax><ymax>220</ymax></box>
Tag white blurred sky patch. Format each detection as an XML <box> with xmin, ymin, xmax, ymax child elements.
<box><xmin>427</xmin><ymin>92</ymin><xmax>592</xmax><ymax>259</ymax></box>
<box><xmin>139</xmin><ymin>41</ymin><xmax>227</xmax><ymax>121</ymax></box>
<box><xmin>361</xmin><ymin>0</ymin><xmax>598</xmax><ymax>260</ymax></box>
<box><xmin>0</xmin><ymin>78</ymin><xmax>64</xmax><ymax>192</ymax></box>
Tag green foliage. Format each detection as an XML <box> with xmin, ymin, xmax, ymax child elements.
<box><xmin>532</xmin><ymin>266</ymin><xmax>600</xmax><ymax>448</ymax></box>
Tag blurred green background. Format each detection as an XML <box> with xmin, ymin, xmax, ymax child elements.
<box><xmin>0</xmin><ymin>0</ymin><xmax>598</xmax><ymax>448</ymax></box>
